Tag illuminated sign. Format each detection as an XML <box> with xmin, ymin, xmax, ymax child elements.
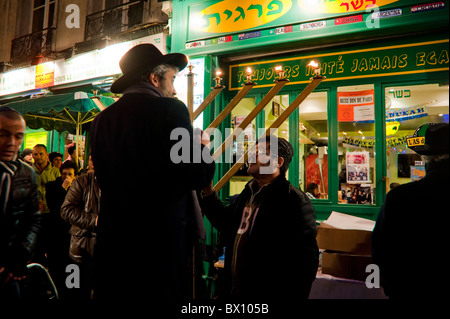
<box><xmin>0</xmin><ymin>34</ymin><xmax>165</xmax><ymax>96</ymax></box>
<box><xmin>187</xmin><ymin>0</ymin><xmax>401</xmax><ymax>40</ymax></box>
<box><xmin>35</xmin><ymin>62</ymin><xmax>55</xmax><ymax>89</ymax></box>
<box><xmin>0</xmin><ymin>67</ymin><xmax>36</xmax><ymax>96</ymax></box>
<box><xmin>406</xmin><ymin>137</ymin><xmax>425</xmax><ymax>147</ymax></box>
<box><xmin>298</xmin><ymin>0</ymin><xmax>399</xmax><ymax>13</ymax></box>
<box><xmin>24</xmin><ymin>131</ymin><xmax>48</xmax><ymax>149</ymax></box>
<box><xmin>229</xmin><ymin>39</ymin><xmax>449</xmax><ymax>90</ymax></box>
<box><xmin>54</xmin><ymin>34</ymin><xmax>165</xmax><ymax>86</ymax></box>
<box><xmin>194</xmin><ymin>0</ymin><xmax>292</xmax><ymax>34</ymax></box>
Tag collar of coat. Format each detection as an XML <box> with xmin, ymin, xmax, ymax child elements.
<box><xmin>123</xmin><ymin>81</ymin><xmax>162</xmax><ymax>97</ymax></box>
<box><xmin>244</xmin><ymin>174</ymin><xmax>290</xmax><ymax>197</ymax></box>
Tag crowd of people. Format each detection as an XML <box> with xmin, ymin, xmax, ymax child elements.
<box><xmin>1</xmin><ymin>43</ymin><xmax>448</xmax><ymax>304</ymax></box>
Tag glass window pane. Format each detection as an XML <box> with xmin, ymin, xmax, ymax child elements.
<box><xmin>385</xmin><ymin>83</ymin><xmax>449</xmax><ymax>191</ymax></box>
<box><xmin>48</xmin><ymin>3</ymin><xmax>56</xmax><ymax>28</ymax></box>
<box><xmin>264</xmin><ymin>94</ymin><xmax>290</xmax><ymax>175</ymax></box>
<box><xmin>338</xmin><ymin>84</ymin><xmax>375</xmax><ymax>205</ymax></box>
<box><xmin>299</xmin><ymin>91</ymin><xmax>328</xmax><ymax>199</ymax></box>
<box><xmin>32</xmin><ymin>7</ymin><xmax>45</xmax><ymax>32</ymax></box>
<box><xmin>229</xmin><ymin>97</ymin><xmax>257</xmax><ymax>195</ymax></box>
<box><xmin>34</xmin><ymin>0</ymin><xmax>46</xmax><ymax>8</ymax></box>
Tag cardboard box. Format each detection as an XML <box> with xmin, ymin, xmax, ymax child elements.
<box><xmin>316</xmin><ymin>212</ymin><xmax>375</xmax><ymax>255</ymax></box>
<box><xmin>317</xmin><ymin>223</ymin><xmax>373</xmax><ymax>255</ymax></box>
<box><xmin>322</xmin><ymin>250</ymin><xmax>373</xmax><ymax>281</ymax></box>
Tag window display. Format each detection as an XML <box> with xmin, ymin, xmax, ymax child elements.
<box><xmin>338</xmin><ymin>84</ymin><xmax>375</xmax><ymax>205</ymax></box>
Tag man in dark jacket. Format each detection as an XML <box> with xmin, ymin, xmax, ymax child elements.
<box><xmin>200</xmin><ymin>136</ymin><xmax>319</xmax><ymax>301</ymax></box>
<box><xmin>0</xmin><ymin>107</ymin><xmax>41</xmax><ymax>298</ymax></box>
<box><xmin>90</xmin><ymin>44</ymin><xmax>215</xmax><ymax>301</ymax></box>
<box><xmin>372</xmin><ymin>123</ymin><xmax>449</xmax><ymax>299</ymax></box>
<box><xmin>45</xmin><ymin>160</ymin><xmax>77</xmax><ymax>298</ymax></box>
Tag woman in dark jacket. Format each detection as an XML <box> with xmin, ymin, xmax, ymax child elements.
<box><xmin>60</xmin><ymin>170</ymin><xmax>99</xmax><ymax>299</ymax></box>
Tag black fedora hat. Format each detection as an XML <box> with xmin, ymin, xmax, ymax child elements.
<box><xmin>406</xmin><ymin>122</ymin><xmax>449</xmax><ymax>155</ymax></box>
<box><xmin>110</xmin><ymin>44</ymin><xmax>188</xmax><ymax>93</ymax></box>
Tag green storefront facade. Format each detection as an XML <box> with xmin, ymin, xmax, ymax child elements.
<box><xmin>170</xmin><ymin>0</ymin><xmax>449</xmax><ymax>229</ymax></box>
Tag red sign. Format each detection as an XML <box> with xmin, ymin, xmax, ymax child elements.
<box><xmin>335</xmin><ymin>15</ymin><xmax>363</xmax><ymax>25</ymax></box>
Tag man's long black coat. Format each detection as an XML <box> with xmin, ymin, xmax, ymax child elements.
<box><xmin>90</xmin><ymin>83</ymin><xmax>214</xmax><ymax>301</ymax></box>
<box><xmin>372</xmin><ymin>159</ymin><xmax>449</xmax><ymax>299</ymax></box>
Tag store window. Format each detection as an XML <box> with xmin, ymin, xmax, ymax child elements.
<box><xmin>337</xmin><ymin>85</ymin><xmax>375</xmax><ymax>205</ymax></box>
<box><xmin>299</xmin><ymin>91</ymin><xmax>328</xmax><ymax>199</ymax></box>
<box><xmin>385</xmin><ymin>83</ymin><xmax>449</xmax><ymax>191</ymax></box>
<box><xmin>229</xmin><ymin>97</ymin><xmax>257</xmax><ymax>195</ymax></box>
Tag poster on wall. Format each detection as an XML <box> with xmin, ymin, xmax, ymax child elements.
<box><xmin>305</xmin><ymin>154</ymin><xmax>328</xmax><ymax>197</ymax></box>
<box><xmin>24</xmin><ymin>132</ymin><xmax>48</xmax><ymax>150</ymax></box>
<box><xmin>338</xmin><ymin>90</ymin><xmax>375</xmax><ymax>122</ymax></box>
<box><xmin>411</xmin><ymin>165</ymin><xmax>425</xmax><ymax>181</ymax></box>
<box><xmin>346</xmin><ymin>151</ymin><xmax>370</xmax><ymax>184</ymax></box>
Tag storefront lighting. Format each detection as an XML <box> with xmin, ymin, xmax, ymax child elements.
<box><xmin>245</xmin><ymin>67</ymin><xmax>253</xmax><ymax>83</ymax></box>
<box><xmin>214</xmin><ymin>70</ymin><xmax>223</xmax><ymax>87</ymax></box>
<box><xmin>187</xmin><ymin>57</ymin><xmax>194</xmax><ymax>74</ymax></box>
<box><xmin>275</xmin><ymin>65</ymin><xmax>285</xmax><ymax>80</ymax></box>
<box><xmin>307</xmin><ymin>60</ymin><xmax>321</xmax><ymax>77</ymax></box>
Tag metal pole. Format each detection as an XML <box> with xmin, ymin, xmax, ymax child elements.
<box><xmin>187</xmin><ymin>65</ymin><xmax>194</xmax><ymax>121</ymax></box>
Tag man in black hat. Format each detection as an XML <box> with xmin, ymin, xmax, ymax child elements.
<box><xmin>90</xmin><ymin>44</ymin><xmax>215</xmax><ymax>301</ymax></box>
<box><xmin>372</xmin><ymin>122</ymin><xmax>449</xmax><ymax>299</ymax></box>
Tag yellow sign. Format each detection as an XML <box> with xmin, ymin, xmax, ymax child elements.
<box><xmin>298</xmin><ymin>0</ymin><xmax>399</xmax><ymax>14</ymax></box>
<box><xmin>35</xmin><ymin>62</ymin><xmax>55</xmax><ymax>89</ymax></box>
<box><xmin>24</xmin><ymin>132</ymin><xmax>48</xmax><ymax>150</ymax></box>
<box><xmin>406</xmin><ymin>136</ymin><xmax>425</xmax><ymax>147</ymax></box>
<box><xmin>199</xmin><ymin>0</ymin><xmax>292</xmax><ymax>33</ymax></box>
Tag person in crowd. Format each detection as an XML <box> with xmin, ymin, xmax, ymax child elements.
<box><xmin>389</xmin><ymin>182</ymin><xmax>400</xmax><ymax>191</ymax></box>
<box><xmin>61</xmin><ymin>156</ymin><xmax>100</xmax><ymax>299</ymax></box>
<box><xmin>31</xmin><ymin>144</ymin><xmax>60</xmax><ymax>266</ymax></box>
<box><xmin>90</xmin><ymin>44</ymin><xmax>215</xmax><ymax>301</ymax></box>
<box><xmin>49</xmin><ymin>151</ymin><xmax>63</xmax><ymax>169</ymax></box>
<box><xmin>305</xmin><ymin>182</ymin><xmax>320</xmax><ymax>199</ymax></box>
<box><xmin>372</xmin><ymin>123</ymin><xmax>449</xmax><ymax>299</ymax></box>
<box><xmin>31</xmin><ymin>144</ymin><xmax>61</xmax><ymax>213</ymax></box>
<box><xmin>45</xmin><ymin>160</ymin><xmax>77</xmax><ymax>298</ymax></box>
<box><xmin>65</xmin><ymin>144</ymin><xmax>84</xmax><ymax>173</ymax></box>
<box><xmin>199</xmin><ymin>136</ymin><xmax>319</xmax><ymax>301</ymax></box>
<box><xmin>0</xmin><ymin>107</ymin><xmax>41</xmax><ymax>299</ymax></box>
<box><xmin>356</xmin><ymin>189</ymin><xmax>366</xmax><ymax>204</ymax></box>
<box><xmin>19</xmin><ymin>148</ymin><xmax>33</xmax><ymax>165</ymax></box>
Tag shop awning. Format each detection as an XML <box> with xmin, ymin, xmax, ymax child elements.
<box><xmin>1</xmin><ymin>92</ymin><xmax>115</xmax><ymax>133</ymax></box>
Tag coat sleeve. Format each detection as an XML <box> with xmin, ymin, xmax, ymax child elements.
<box><xmin>198</xmin><ymin>192</ymin><xmax>237</xmax><ymax>234</ymax></box>
<box><xmin>60</xmin><ymin>176</ymin><xmax>98</xmax><ymax>232</ymax></box>
<box><xmin>282</xmin><ymin>188</ymin><xmax>319</xmax><ymax>298</ymax></box>
<box><xmin>162</xmin><ymin>98</ymin><xmax>215</xmax><ymax>190</ymax></box>
<box><xmin>6</xmin><ymin>168</ymin><xmax>41</xmax><ymax>275</ymax></box>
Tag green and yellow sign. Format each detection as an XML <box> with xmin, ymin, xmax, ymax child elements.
<box><xmin>188</xmin><ymin>0</ymin><xmax>404</xmax><ymax>39</ymax></box>
<box><xmin>229</xmin><ymin>39</ymin><xmax>449</xmax><ymax>90</ymax></box>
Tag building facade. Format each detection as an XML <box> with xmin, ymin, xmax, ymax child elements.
<box><xmin>170</xmin><ymin>0</ymin><xmax>449</xmax><ymax>221</ymax></box>
<box><xmin>0</xmin><ymin>0</ymin><xmax>171</xmax><ymax>155</ymax></box>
